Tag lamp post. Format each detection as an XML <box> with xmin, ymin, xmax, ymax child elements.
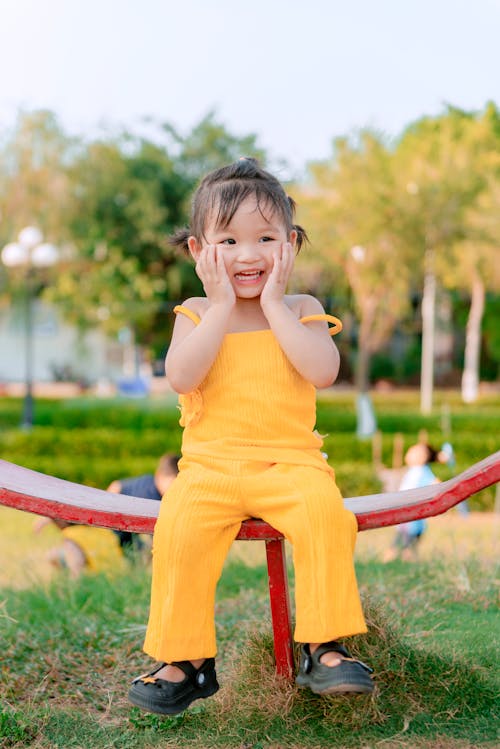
<box><xmin>1</xmin><ymin>227</ymin><xmax>59</xmax><ymax>428</ymax></box>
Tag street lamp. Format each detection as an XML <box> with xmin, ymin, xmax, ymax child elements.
<box><xmin>1</xmin><ymin>227</ymin><xmax>59</xmax><ymax>428</ymax></box>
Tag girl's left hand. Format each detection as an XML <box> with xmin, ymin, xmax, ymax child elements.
<box><xmin>260</xmin><ymin>242</ymin><xmax>295</xmax><ymax>309</ymax></box>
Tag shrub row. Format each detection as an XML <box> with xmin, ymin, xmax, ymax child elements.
<box><xmin>2</xmin><ymin>436</ymin><xmax>495</xmax><ymax>511</ymax></box>
<box><xmin>2</xmin><ymin>392</ymin><xmax>498</xmax><ymax>434</ymax></box>
<box><xmin>0</xmin><ymin>395</ymin><xmax>497</xmax><ymax>509</ymax></box>
<box><xmin>2</xmin><ymin>426</ymin><xmax>495</xmax><ymax>468</ymax></box>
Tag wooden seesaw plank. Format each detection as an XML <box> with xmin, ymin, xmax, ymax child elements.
<box><xmin>0</xmin><ymin>452</ymin><xmax>498</xmax><ymax>678</ymax></box>
<box><xmin>0</xmin><ymin>452</ymin><xmax>498</xmax><ymax>533</ymax></box>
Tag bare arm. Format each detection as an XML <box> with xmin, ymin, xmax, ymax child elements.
<box><xmin>261</xmin><ymin>244</ymin><xmax>340</xmax><ymax>388</ymax></box>
<box><xmin>165</xmin><ymin>245</ymin><xmax>235</xmax><ymax>394</ymax></box>
<box><xmin>61</xmin><ymin>539</ymin><xmax>87</xmax><ymax>578</ymax></box>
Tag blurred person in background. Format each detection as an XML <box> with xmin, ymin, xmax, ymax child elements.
<box><xmin>107</xmin><ymin>453</ymin><xmax>180</xmax><ymax>552</ymax></box>
<box><xmin>33</xmin><ymin>517</ymin><xmax>125</xmax><ymax>577</ymax></box>
<box><xmin>383</xmin><ymin>442</ymin><xmax>448</xmax><ymax>562</ymax></box>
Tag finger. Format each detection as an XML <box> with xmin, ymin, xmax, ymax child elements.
<box><xmin>268</xmin><ymin>251</ymin><xmax>280</xmax><ymax>281</ymax></box>
<box><xmin>284</xmin><ymin>242</ymin><xmax>295</xmax><ymax>273</ymax></box>
<box><xmin>203</xmin><ymin>245</ymin><xmax>216</xmax><ymax>274</ymax></box>
<box><xmin>215</xmin><ymin>245</ymin><xmax>226</xmax><ymax>276</ymax></box>
<box><xmin>197</xmin><ymin>246</ymin><xmax>214</xmax><ymax>280</ymax></box>
<box><xmin>196</xmin><ymin>247</ymin><xmax>207</xmax><ymax>274</ymax></box>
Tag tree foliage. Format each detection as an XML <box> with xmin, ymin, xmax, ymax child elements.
<box><xmin>298</xmin><ymin>131</ymin><xmax>410</xmax><ymax>390</ymax></box>
<box><xmin>1</xmin><ymin>105</ymin><xmax>498</xmax><ymax>387</ymax></box>
<box><xmin>0</xmin><ymin>111</ymin><xmax>264</xmax><ymax>357</ymax></box>
<box><xmin>297</xmin><ymin>104</ymin><xmax>500</xmax><ymax>391</ymax></box>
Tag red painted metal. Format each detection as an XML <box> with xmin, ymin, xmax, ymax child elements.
<box><xmin>1</xmin><ymin>453</ymin><xmax>498</xmax><ymax>535</ymax></box>
<box><xmin>264</xmin><ymin>538</ymin><xmax>294</xmax><ymax>678</ymax></box>
<box><xmin>1</xmin><ymin>452</ymin><xmax>499</xmax><ymax>679</ymax></box>
<box><xmin>351</xmin><ymin>451</ymin><xmax>500</xmax><ymax>530</ymax></box>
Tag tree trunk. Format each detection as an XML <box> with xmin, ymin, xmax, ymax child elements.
<box><xmin>355</xmin><ymin>309</ymin><xmax>377</xmax><ymax>438</ymax></box>
<box><xmin>355</xmin><ymin>343</ymin><xmax>371</xmax><ymax>393</ymax></box>
<box><xmin>420</xmin><ymin>252</ymin><xmax>436</xmax><ymax>415</ymax></box>
<box><xmin>461</xmin><ymin>273</ymin><xmax>485</xmax><ymax>404</ymax></box>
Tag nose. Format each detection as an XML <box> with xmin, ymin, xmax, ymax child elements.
<box><xmin>236</xmin><ymin>241</ymin><xmax>259</xmax><ymax>262</ymax></box>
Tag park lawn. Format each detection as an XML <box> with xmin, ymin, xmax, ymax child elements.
<box><xmin>0</xmin><ymin>507</ymin><xmax>498</xmax><ymax>749</ymax></box>
<box><xmin>0</xmin><ymin>391</ymin><xmax>498</xmax><ymax>747</ymax></box>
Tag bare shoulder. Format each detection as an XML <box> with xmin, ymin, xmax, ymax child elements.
<box><xmin>179</xmin><ymin>297</ymin><xmax>209</xmax><ymax>317</ymax></box>
<box><xmin>285</xmin><ymin>294</ymin><xmax>326</xmax><ymax>317</ymax></box>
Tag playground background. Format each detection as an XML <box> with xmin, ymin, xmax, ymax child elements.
<box><xmin>0</xmin><ymin>390</ymin><xmax>497</xmax><ymax>508</ymax></box>
<box><xmin>1</xmin><ymin>391</ymin><xmax>498</xmax><ymax>748</ymax></box>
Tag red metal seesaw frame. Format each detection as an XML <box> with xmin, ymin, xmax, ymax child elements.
<box><xmin>1</xmin><ymin>452</ymin><xmax>499</xmax><ymax>678</ymax></box>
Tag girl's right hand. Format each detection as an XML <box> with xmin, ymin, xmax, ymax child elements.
<box><xmin>195</xmin><ymin>245</ymin><xmax>236</xmax><ymax>308</ymax></box>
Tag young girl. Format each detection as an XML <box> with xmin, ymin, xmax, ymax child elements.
<box><xmin>384</xmin><ymin>442</ymin><xmax>443</xmax><ymax>562</ymax></box>
<box><xmin>129</xmin><ymin>158</ymin><xmax>373</xmax><ymax>715</ymax></box>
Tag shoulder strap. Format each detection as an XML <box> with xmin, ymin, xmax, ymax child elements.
<box><xmin>299</xmin><ymin>313</ymin><xmax>342</xmax><ymax>336</ymax></box>
<box><xmin>173</xmin><ymin>305</ymin><xmax>201</xmax><ymax>326</ymax></box>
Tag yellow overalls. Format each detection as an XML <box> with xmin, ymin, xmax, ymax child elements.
<box><xmin>144</xmin><ymin>307</ymin><xmax>366</xmax><ymax>662</ymax></box>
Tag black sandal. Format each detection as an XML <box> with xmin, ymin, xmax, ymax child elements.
<box><xmin>128</xmin><ymin>658</ymin><xmax>219</xmax><ymax>715</ymax></box>
<box><xmin>296</xmin><ymin>641</ymin><xmax>374</xmax><ymax>694</ymax></box>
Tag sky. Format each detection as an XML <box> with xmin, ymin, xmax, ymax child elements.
<box><xmin>1</xmin><ymin>0</ymin><xmax>499</xmax><ymax>177</ymax></box>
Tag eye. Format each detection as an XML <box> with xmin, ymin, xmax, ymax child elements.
<box><xmin>259</xmin><ymin>236</ymin><xmax>274</xmax><ymax>243</ymax></box>
<box><xmin>220</xmin><ymin>238</ymin><xmax>236</xmax><ymax>245</ymax></box>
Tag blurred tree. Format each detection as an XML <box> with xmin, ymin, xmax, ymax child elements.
<box><xmin>173</xmin><ymin>110</ymin><xmax>265</xmax><ymax>181</ymax></box>
<box><xmin>0</xmin><ymin>110</ymin><xmax>76</xmax><ymax>240</ymax></box>
<box><xmin>299</xmin><ymin>131</ymin><xmax>409</xmax><ymax>393</ymax></box>
<box><xmin>0</xmin><ymin>110</ymin><xmax>76</xmax><ymax>299</ymax></box>
<box><xmin>395</xmin><ymin>112</ymin><xmax>471</xmax><ymax>411</ymax></box>
<box><xmin>46</xmin><ymin>112</ymin><xmax>265</xmax><ymax>364</ymax></box>
<box><xmin>396</xmin><ymin>104</ymin><xmax>500</xmax><ymax>410</ymax></box>
<box><xmin>481</xmin><ymin>295</ymin><xmax>500</xmax><ymax>379</ymax></box>
<box><xmin>450</xmin><ymin>105</ymin><xmax>500</xmax><ymax>401</ymax></box>
<box><xmin>47</xmin><ymin>135</ymin><xmax>188</xmax><ymax>355</ymax></box>
<box><xmin>396</xmin><ymin>104</ymin><xmax>500</xmax><ymax>405</ymax></box>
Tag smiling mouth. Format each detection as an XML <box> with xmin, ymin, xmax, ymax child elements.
<box><xmin>234</xmin><ymin>270</ymin><xmax>264</xmax><ymax>282</ymax></box>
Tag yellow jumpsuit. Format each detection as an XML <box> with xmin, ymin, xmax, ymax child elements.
<box><xmin>144</xmin><ymin>307</ymin><xmax>367</xmax><ymax>662</ymax></box>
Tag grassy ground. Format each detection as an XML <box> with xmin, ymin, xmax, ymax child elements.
<box><xmin>1</xmin><ymin>391</ymin><xmax>498</xmax><ymax>747</ymax></box>
<box><xmin>0</xmin><ymin>507</ymin><xmax>498</xmax><ymax>749</ymax></box>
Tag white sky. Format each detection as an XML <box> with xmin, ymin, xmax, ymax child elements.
<box><xmin>1</xmin><ymin>0</ymin><xmax>499</xmax><ymax>177</ymax></box>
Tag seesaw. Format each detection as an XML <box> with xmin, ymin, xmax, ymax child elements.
<box><xmin>1</xmin><ymin>452</ymin><xmax>498</xmax><ymax>677</ymax></box>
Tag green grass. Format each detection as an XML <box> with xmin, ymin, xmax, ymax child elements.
<box><xmin>0</xmin><ymin>510</ymin><xmax>499</xmax><ymax>748</ymax></box>
<box><xmin>0</xmin><ymin>392</ymin><xmax>499</xmax><ymax>747</ymax></box>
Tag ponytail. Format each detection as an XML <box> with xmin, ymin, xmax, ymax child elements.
<box><xmin>169</xmin><ymin>228</ymin><xmax>191</xmax><ymax>256</ymax></box>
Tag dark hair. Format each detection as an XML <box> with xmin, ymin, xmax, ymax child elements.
<box><xmin>422</xmin><ymin>444</ymin><xmax>440</xmax><ymax>464</ymax></box>
<box><xmin>170</xmin><ymin>157</ymin><xmax>308</xmax><ymax>254</ymax></box>
<box><xmin>156</xmin><ymin>454</ymin><xmax>180</xmax><ymax>475</ymax></box>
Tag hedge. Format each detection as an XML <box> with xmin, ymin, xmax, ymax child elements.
<box><xmin>0</xmin><ymin>394</ymin><xmax>497</xmax><ymax>509</ymax></box>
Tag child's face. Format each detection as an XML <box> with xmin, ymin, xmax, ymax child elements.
<box><xmin>404</xmin><ymin>443</ymin><xmax>430</xmax><ymax>467</ymax></box>
<box><xmin>189</xmin><ymin>195</ymin><xmax>297</xmax><ymax>299</ymax></box>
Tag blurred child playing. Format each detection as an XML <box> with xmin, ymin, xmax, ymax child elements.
<box><xmin>34</xmin><ymin>517</ymin><xmax>124</xmax><ymax>577</ymax></box>
<box><xmin>383</xmin><ymin>442</ymin><xmax>444</xmax><ymax>562</ymax></box>
<box><xmin>128</xmin><ymin>158</ymin><xmax>374</xmax><ymax>716</ymax></box>
<box><xmin>107</xmin><ymin>453</ymin><xmax>180</xmax><ymax>551</ymax></box>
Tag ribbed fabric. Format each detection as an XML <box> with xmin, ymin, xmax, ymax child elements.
<box><xmin>144</xmin><ymin>319</ymin><xmax>367</xmax><ymax>662</ymax></box>
<box><xmin>179</xmin><ymin>330</ymin><xmax>330</xmax><ymax>468</ymax></box>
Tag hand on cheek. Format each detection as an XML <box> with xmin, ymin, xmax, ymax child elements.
<box><xmin>196</xmin><ymin>245</ymin><xmax>235</xmax><ymax>307</ymax></box>
<box><xmin>261</xmin><ymin>242</ymin><xmax>294</xmax><ymax>308</ymax></box>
